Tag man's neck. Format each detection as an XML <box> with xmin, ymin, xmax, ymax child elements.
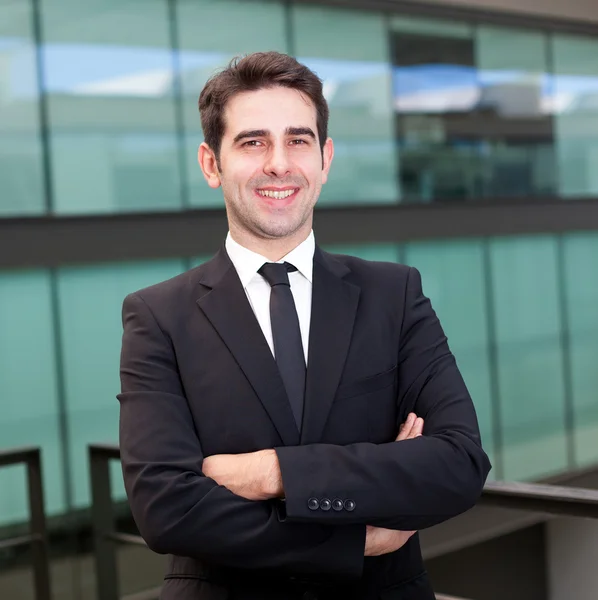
<box><xmin>228</xmin><ymin>226</ymin><xmax>311</xmax><ymax>262</ymax></box>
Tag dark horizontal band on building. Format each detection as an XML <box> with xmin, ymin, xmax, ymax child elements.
<box><xmin>2</xmin><ymin>198</ymin><xmax>598</xmax><ymax>269</ymax></box>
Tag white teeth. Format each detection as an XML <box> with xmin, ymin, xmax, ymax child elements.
<box><xmin>258</xmin><ymin>189</ymin><xmax>296</xmax><ymax>199</ymax></box>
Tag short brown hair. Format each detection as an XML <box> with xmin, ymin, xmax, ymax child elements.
<box><xmin>198</xmin><ymin>52</ymin><xmax>329</xmax><ymax>163</ymax></box>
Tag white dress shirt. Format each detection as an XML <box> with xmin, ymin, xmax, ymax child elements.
<box><xmin>224</xmin><ymin>231</ymin><xmax>314</xmax><ymax>364</ymax></box>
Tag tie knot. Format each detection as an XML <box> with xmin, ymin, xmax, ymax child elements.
<box><xmin>259</xmin><ymin>262</ymin><xmax>297</xmax><ymax>287</ymax></box>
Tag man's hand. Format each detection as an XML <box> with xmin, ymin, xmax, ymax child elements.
<box><xmin>364</xmin><ymin>525</ymin><xmax>416</xmax><ymax>556</ymax></box>
<box><xmin>363</xmin><ymin>412</ymin><xmax>423</xmax><ymax>556</ymax></box>
<box><xmin>202</xmin><ymin>449</ymin><xmax>283</xmax><ymax>501</ymax></box>
<box><xmin>396</xmin><ymin>412</ymin><xmax>424</xmax><ymax>441</ymax></box>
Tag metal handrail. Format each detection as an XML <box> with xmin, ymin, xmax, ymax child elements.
<box><xmin>0</xmin><ymin>446</ymin><xmax>51</xmax><ymax>600</ymax></box>
<box><xmin>480</xmin><ymin>479</ymin><xmax>598</xmax><ymax>518</ymax></box>
<box><xmin>89</xmin><ymin>444</ymin><xmax>155</xmax><ymax>600</ymax></box>
<box><xmin>89</xmin><ymin>443</ymin><xmax>598</xmax><ymax>600</ymax></box>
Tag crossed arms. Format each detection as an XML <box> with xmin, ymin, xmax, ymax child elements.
<box><xmin>202</xmin><ymin>414</ymin><xmax>425</xmax><ymax>557</ymax></box>
<box><xmin>118</xmin><ymin>267</ymin><xmax>491</xmax><ymax>578</ymax></box>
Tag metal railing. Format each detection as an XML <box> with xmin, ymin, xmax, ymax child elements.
<box><xmin>89</xmin><ymin>444</ymin><xmax>161</xmax><ymax>600</ymax></box>
<box><xmin>89</xmin><ymin>443</ymin><xmax>598</xmax><ymax>600</ymax></box>
<box><xmin>480</xmin><ymin>479</ymin><xmax>598</xmax><ymax>518</ymax></box>
<box><xmin>0</xmin><ymin>446</ymin><xmax>51</xmax><ymax>600</ymax></box>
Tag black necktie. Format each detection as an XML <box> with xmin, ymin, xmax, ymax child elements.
<box><xmin>258</xmin><ymin>262</ymin><xmax>306</xmax><ymax>431</ymax></box>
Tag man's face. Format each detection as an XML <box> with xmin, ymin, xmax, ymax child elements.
<box><xmin>200</xmin><ymin>86</ymin><xmax>333</xmax><ymax>242</ymax></box>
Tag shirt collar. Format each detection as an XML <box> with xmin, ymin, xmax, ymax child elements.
<box><xmin>225</xmin><ymin>231</ymin><xmax>315</xmax><ymax>288</ymax></box>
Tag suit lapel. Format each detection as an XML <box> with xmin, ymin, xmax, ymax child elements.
<box><xmin>301</xmin><ymin>248</ymin><xmax>360</xmax><ymax>444</ymax></box>
<box><xmin>195</xmin><ymin>248</ymin><xmax>300</xmax><ymax>446</ymax></box>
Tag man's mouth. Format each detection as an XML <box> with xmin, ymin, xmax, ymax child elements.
<box><xmin>256</xmin><ymin>188</ymin><xmax>299</xmax><ymax>200</ymax></box>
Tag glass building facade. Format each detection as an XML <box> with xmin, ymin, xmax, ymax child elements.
<box><xmin>1</xmin><ymin>1</ymin><xmax>598</xmax><ymax>597</ymax></box>
<box><xmin>3</xmin><ymin>0</ymin><xmax>598</xmax><ymax>217</ymax></box>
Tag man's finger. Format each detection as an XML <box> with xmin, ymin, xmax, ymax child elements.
<box><xmin>396</xmin><ymin>414</ymin><xmax>424</xmax><ymax>441</ymax></box>
<box><xmin>412</xmin><ymin>417</ymin><xmax>424</xmax><ymax>437</ymax></box>
<box><xmin>395</xmin><ymin>413</ymin><xmax>415</xmax><ymax>442</ymax></box>
<box><xmin>396</xmin><ymin>413</ymin><xmax>415</xmax><ymax>441</ymax></box>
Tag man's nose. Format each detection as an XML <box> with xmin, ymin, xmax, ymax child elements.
<box><xmin>263</xmin><ymin>143</ymin><xmax>292</xmax><ymax>178</ymax></box>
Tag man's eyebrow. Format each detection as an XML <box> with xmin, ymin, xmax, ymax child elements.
<box><xmin>233</xmin><ymin>129</ymin><xmax>270</xmax><ymax>143</ymax></box>
<box><xmin>286</xmin><ymin>127</ymin><xmax>316</xmax><ymax>139</ymax></box>
<box><xmin>232</xmin><ymin>127</ymin><xmax>316</xmax><ymax>144</ymax></box>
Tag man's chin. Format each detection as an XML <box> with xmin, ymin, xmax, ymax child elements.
<box><xmin>254</xmin><ymin>218</ymin><xmax>308</xmax><ymax>241</ymax></box>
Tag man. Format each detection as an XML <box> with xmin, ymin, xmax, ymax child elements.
<box><xmin>118</xmin><ymin>52</ymin><xmax>491</xmax><ymax>600</ymax></box>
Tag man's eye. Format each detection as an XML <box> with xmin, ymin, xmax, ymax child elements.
<box><xmin>243</xmin><ymin>140</ymin><xmax>262</xmax><ymax>147</ymax></box>
<box><xmin>290</xmin><ymin>139</ymin><xmax>307</xmax><ymax>145</ymax></box>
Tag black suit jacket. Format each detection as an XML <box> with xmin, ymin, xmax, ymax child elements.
<box><xmin>118</xmin><ymin>246</ymin><xmax>491</xmax><ymax>600</ymax></box>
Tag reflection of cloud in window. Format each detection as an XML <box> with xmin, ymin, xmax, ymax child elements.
<box><xmin>44</xmin><ymin>44</ymin><xmax>172</xmax><ymax>92</ymax></box>
<box><xmin>297</xmin><ymin>57</ymin><xmax>389</xmax><ymax>83</ymax></box>
<box><xmin>298</xmin><ymin>57</ymin><xmax>392</xmax><ymax>116</ymax></box>
<box><xmin>72</xmin><ymin>69</ymin><xmax>172</xmax><ymax>97</ymax></box>
<box><xmin>42</xmin><ymin>45</ymin><xmax>229</xmax><ymax>98</ymax></box>
<box><xmin>393</xmin><ymin>64</ymin><xmax>598</xmax><ymax>115</ymax></box>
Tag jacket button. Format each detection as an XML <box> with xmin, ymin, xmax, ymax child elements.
<box><xmin>319</xmin><ymin>498</ymin><xmax>331</xmax><ymax>511</ymax></box>
<box><xmin>344</xmin><ymin>499</ymin><xmax>356</xmax><ymax>511</ymax></box>
<box><xmin>307</xmin><ymin>497</ymin><xmax>319</xmax><ymax>511</ymax></box>
<box><xmin>332</xmin><ymin>498</ymin><xmax>344</xmax><ymax>511</ymax></box>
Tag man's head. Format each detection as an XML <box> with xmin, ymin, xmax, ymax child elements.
<box><xmin>197</xmin><ymin>52</ymin><xmax>334</xmax><ymax>250</ymax></box>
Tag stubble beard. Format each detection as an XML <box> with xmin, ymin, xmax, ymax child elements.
<box><xmin>226</xmin><ymin>185</ymin><xmax>317</xmax><ymax>242</ymax></box>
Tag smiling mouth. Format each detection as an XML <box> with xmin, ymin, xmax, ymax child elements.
<box><xmin>256</xmin><ymin>188</ymin><xmax>299</xmax><ymax>199</ymax></box>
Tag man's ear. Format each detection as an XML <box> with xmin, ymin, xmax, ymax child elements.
<box><xmin>198</xmin><ymin>142</ymin><xmax>221</xmax><ymax>189</ymax></box>
<box><xmin>321</xmin><ymin>137</ymin><xmax>334</xmax><ymax>185</ymax></box>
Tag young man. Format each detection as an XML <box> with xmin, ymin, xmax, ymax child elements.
<box><xmin>118</xmin><ymin>52</ymin><xmax>491</xmax><ymax>600</ymax></box>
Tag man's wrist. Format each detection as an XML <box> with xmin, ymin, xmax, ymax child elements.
<box><xmin>259</xmin><ymin>449</ymin><xmax>283</xmax><ymax>499</ymax></box>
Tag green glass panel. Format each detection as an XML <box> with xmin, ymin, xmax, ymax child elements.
<box><xmin>57</xmin><ymin>259</ymin><xmax>185</xmax><ymax>507</ymax></box>
<box><xmin>177</xmin><ymin>0</ymin><xmax>288</xmax><ymax>209</ymax></box>
<box><xmin>490</xmin><ymin>236</ymin><xmax>568</xmax><ymax>480</ymax></box>
<box><xmin>0</xmin><ymin>0</ymin><xmax>46</xmax><ymax>215</ymax></box>
<box><xmin>475</xmin><ymin>26</ymin><xmax>555</xmax><ymax>197</ymax></box>
<box><xmin>292</xmin><ymin>5</ymin><xmax>398</xmax><ymax>206</ymax></box>
<box><xmin>0</xmin><ymin>270</ymin><xmax>64</xmax><ymax>526</ymax></box>
<box><xmin>40</xmin><ymin>0</ymin><xmax>182</xmax><ymax>214</ymax></box>
<box><xmin>404</xmin><ymin>240</ymin><xmax>495</xmax><ymax>477</ymax></box>
<box><xmin>562</xmin><ymin>232</ymin><xmax>598</xmax><ymax>467</ymax></box>
<box><xmin>189</xmin><ymin>255</ymin><xmax>213</xmax><ymax>269</ymax></box>
<box><xmin>552</xmin><ymin>35</ymin><xmax>598</xmax><ymax>198</ymax></box>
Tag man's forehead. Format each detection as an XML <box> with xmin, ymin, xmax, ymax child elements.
<box><xmin>224</xmin><ymin>88</ymin><xmax>317</xmax><ymax>133</ymax></box>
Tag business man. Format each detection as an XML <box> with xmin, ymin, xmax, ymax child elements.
<box><xmin>118</xmin><ymin>52</ymin><xmax>491</xmax><ymax>600</ymax></box>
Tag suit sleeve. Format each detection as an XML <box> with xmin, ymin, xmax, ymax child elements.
<box><xmin>275</xmin><ymin>267</ymin><xmax>492</xmax><ymax>530</ymax></box>
<box><xmin>118</xmin><ymin>292</ymin><xmax>365</xmax><ymax>576</ymax></box>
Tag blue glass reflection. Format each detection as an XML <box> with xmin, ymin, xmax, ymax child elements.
<box><xmin>43</xmin><ymin>43</ymin><xmax>174</xmax><ymax>97</ymax></box>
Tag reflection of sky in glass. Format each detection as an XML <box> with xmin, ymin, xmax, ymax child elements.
<box><xmin>393</xmin><ymin>63</ymin><xmax>598</xmax><ymax>115</ymax></box>
<box><xmin>298</xmin><ymin>57</ymin><xmax>391</xmax><ymax>109</ymax></box>
<box><xmin>297</xmin><ymin>57</ymin><xmax>389</xmax><ymax>82</ymax></box>
<box><xmin>3</xmin><ymin>39</ymin><xmax>598</xmax><ymax>115</ymax></box>
<box><xmin>43</xmin><ymin>44</ymin><xmax>173</xmax><ymax>95</ymax></box>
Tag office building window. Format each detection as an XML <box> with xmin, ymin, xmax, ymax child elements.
<box><xmin>56</xmin><ymin>259</ymin><xmax>185</xmax><ymax>508</ymax></box>
<box><xmin>552</xmin><ymin>34</ymin><xmax>598</xmax><ymax>198</ymax></box>
<box><xmin>40</xmin><ymin>0</ymin><xmax>182</xmax><ymax>214</ymax></box>
<box><xmin>562</xmin><ymin>232</ymin><xmax>598</xmax><ymax>467</ymax></box>
<box><xmin>293</xmin><ymin>5</ymin><xmax>399</xmax><ymax>205</ymax></box>
<box><xmin>0</xmin><ymin>0</ymin><xmax>46</xmax><ymax>216</ymax></box>
<box><xmin>0</xmin><ymin>270</ymin><xmax>64</xmax><ymax>526</ymax></box>
<box><xmin>391</xmin><ymin>17</ymin><xmax>555</xmax><ymax>201</ymax></box>
<box><xmin>490</xmin><ymin>236</ymin><xmax>568</xmax><ymax>480</ymax></box>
